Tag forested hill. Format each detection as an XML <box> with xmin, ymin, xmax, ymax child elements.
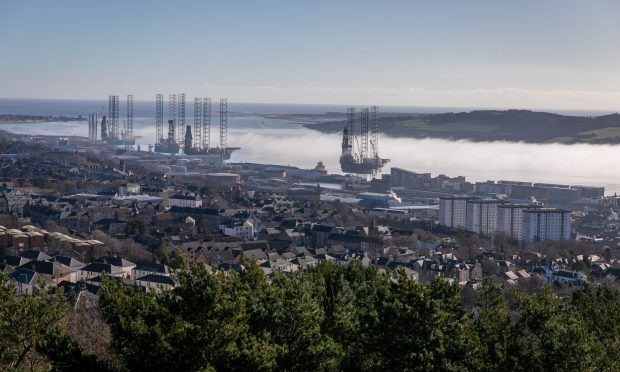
<box><xmin>3</xmin><ymin>262</ymin><xmax>619</xmax><ymax>371</ymax></box>
<box><xmin>303</xmin><ymin>109</ymin><xmax>620</xmax><ymax>144</ymax></box>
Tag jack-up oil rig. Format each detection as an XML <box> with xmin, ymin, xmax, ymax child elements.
<box><xmin>95</xmin><ymin>95</ymin><xmax>136</xmax><ymax>146</ymax></box>
<box><xmin>340</xmin><ymin>106</ymin><xmax>389</xmax><ymax>177</ymax></box>
<box><xmin>153</xmin><ymin>93</ymin><xmax>180</xmax><ymax>154</ymax></box>
<box><xmin>154</xmin><ymin>94</ymin><xmax>239</xmax><ymax>159</ymax></box>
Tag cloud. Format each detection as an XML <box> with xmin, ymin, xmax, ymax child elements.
<box><xmin>3</xmin><ymin>116</ymin><xmax>620</xmax><ymax>194</ymax></box>
<box><xmin>229</xmin><ymin>128</ymin><xmax>620</xmax><ymax>194</ymax></box>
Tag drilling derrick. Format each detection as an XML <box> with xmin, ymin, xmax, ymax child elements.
<box><xmin>153</xmin><ymin>93</ymin><xmax>181</xmax><ymax>153</ymax></box>
<box><xmin>168</xmin><ymin>94</ymin><xmax>177</xmax><ymax>142</ymax></box>
<box><xmin>184</xmin><ymin>125</ymin><xmax>193</xmax><ymax>153</ymax></box>
<box><xmin>126</xmin><ymin>94</ymin><xmax>134</xmax><ymax>137</ymax></box>
<box><xmin>93</xmin><ymin>113</ymin><xmax>98</xmax><ymax>140</ymax></box>
<box><xmin>100</xmin><ymin>116</ymin><xmax>108</xmax><ymax>142</ymax></box>
<box><xmin>156</xmin><ymin>94</ymin><xmax>164</xmax><ymax>142</ymax></box>
<box><xmin>370</xmin><ymin>105</ymin><xmax>379</xmax><ymax>158</ymax></box>
<box><xmin>167</xmin><ymin>120</ymin><xmax>176</xmax><ymax>143</ymax></box>
<box><xmin>219</xmin><ymin>98</ymin><xmax>227</xmax><ymax>152</ymax></box>
<box><xmin>88</xmin><ymin>113</ymin><xmax>98</xmax><ymax>140</ymax></box>
<box><xmin>360</xmin><ymin>107</ymin><xmax>369</xmax><ymax>161</ymax></box>
<box><xmin>202</xmin><ymin>98</ymin><xmax>211</xmax><ymax>150</ymax></box>
<box><xmin>193</xmin><ymin>97</ymin><xmax>202</xmax><ymax>149</ymax></box>
<box><xmin>177</xmin><ymin>93</ymin><xmax>186</xmax><ymax>143</ymax></box>
<box><xmin>108</xmin><ymin>95</ymin><xmax>119</xmax><ymax>140</ymax></box>
<box><xmin>178</xmin><ymin>97</ymin><xmax>238</xmax><ymax>159</ymax></box>
<box><xmin>341</xmin><ymin>108</ymin><xmax>354</xmax><ymax>158</ymax></box>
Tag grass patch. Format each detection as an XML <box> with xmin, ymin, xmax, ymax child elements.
<box><xmin>579</xmin><ymin>127</ymin><xmax>620</xmax><ymax>140</ymax></box>
<box><xmin>545</xmin><ymin>136</ymin><xmax>575</xmax><ymax>143</ymax></box>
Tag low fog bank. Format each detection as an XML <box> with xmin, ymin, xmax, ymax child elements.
<box><xmin>2</xmin><ymin>119</ymin><xmax>619</xmax><ymax>194</ymax></box>
<box><xmin>230</xmin><ymin>128</ymin><xmax>620</xmax><ymax>194</ymax></box>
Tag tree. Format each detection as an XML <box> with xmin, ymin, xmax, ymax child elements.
<box><xmin>509</xmin><ymin>287</ymin><xmax>597</xmax><ymax>371</ymax></box>
<box><xmin>99</xmin><ymin>264</ymin><xmax>276</xmax><ymax>371</ymax></box>
<box><xmin>473</xmin><ymin>280</ymin><xmax>513</xmax><ymax>371</ymax></box>
<box><xmin>374</xmin><ymin>275</ymin><xmax>481</xmax><ymax>371</ymax></box>
<box><xmin>569</xmin><ymin>286</ymin><xmax>620</xmax><ymax>370</ymax></box>
<box><xmin>244</xmin><ymin>267</ymin><xmax>342</xmax><ymax>370</ymax></box>
<box><xmin>0</xmin><ymin>275</ymin><xmax>67</xmax><ymax>370</ymax></box>
<box><xmin>157</xmin><ymin>239</ymin><xmax>184</xmax><ymax>270</ymax></box>
<box><xmin>125</xmin><ymin>220</ymin><xmax>146</xmax><ymax>235</ymax></box>
<box><xmin>0</xmin><ymin>275</ymin><xmax>105</xmax><ymax>371</ymax></box>
<box><xmin>60</xmin><ymin>261</ymin><xmax>620</xmax><ymax>371</ymax></box>
<box><xmin>199</xmin><ymin>186</ymin><xmax>210</xmax><ymax>196</ymax></box>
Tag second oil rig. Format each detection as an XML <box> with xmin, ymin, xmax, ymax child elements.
<box><xmin>340</xmin><ymin>106</ymin><xmax>389</xmax><ymax>177</ymax></box>
<box><xmin>154</xmin><ymin>94</ymin><xmax>239</xmax><ymax>159</ymax></box>
<box><xmin>89</xmin><ymin>95</ymin><xmax>137</xmax><ymax>146</ymax></box>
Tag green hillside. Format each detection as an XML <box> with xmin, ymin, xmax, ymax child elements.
<box><xmin>303</xmin><ymin>110</ymin><xmax>620</xmax><ymax>143</ymax></box>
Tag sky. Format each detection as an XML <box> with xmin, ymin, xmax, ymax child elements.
<box><xmin>1</xmin><ymin>0</ymin><xmax>620</xmax><ymax>110</ymax></box>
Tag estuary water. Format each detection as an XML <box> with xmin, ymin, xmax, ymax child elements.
<box><xmin>1</xmin><ymin>99</ymin><xmax>619</xmax><ymax>194</ymax></box>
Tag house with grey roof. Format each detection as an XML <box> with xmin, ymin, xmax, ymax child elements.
<box><xmin>1</xmin><ymin>254</ymin><xmax>31</xmax><ymax>268</ymax></box>
<box><xmin>10</xmin><ymin>268</ymin><xmax>53</xmax><ymax>294</ymax></box>
<box><xmin>132</xmin><ymin>263</ymin><xmax>171</xmax><ymax>284</ymax></box>
<box><xmin>241</xmin><ymin>248</ymin><xmax>268</xmax><ymax>263</ymax></box>
<box><xmin>18</xmin><ymin>260</ymin><xmax>74</xmax><ymax>284</ymax></box>
<box><xmin>78</xmin><ymin>262</ymin><xmax>126</xmax><ymax>282</ymax></box>
<box><xmin>97</xmin><ymin>256</ymin><xmax>136</xmax><ymax>278</ymax></box>
<box><xmin>135</xmin><ymin>274</ymin><xmax>176</xmax><ymax>293</ymax></box>
<box><xmin>19</xmin><ymin>249</ymin><xmax>52</xmax><ymax>261</ymax></box>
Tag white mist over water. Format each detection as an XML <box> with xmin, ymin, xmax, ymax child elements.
<box><xmin>2</xmin><ymin>116</ymin><xmax>620</xmax><ymax>194</ymax></box>
<box><xmin>229</xmin><ymin>128</ymin><xmax>620</xmax><ymax>194</ymax></box>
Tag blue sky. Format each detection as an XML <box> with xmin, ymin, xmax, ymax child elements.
<box><xmin>1</xmin><ymin>0</ymin><xmax>619</xmax><ymax>109</ymax></box>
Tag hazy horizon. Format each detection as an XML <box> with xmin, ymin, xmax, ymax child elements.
<box><xmin>0</xmin><ymin>97</ymin><xmax>617</xmax><ymax>117</ymax></box>
<box><xmin>1</xmin><ymin>103</ymin><xmax>620</xmax><ymax>194</ymax></box>
<box><xmin>2</xmin><ymin>1</ymin><xmax>619</xmax><ymax>110</ymax></box>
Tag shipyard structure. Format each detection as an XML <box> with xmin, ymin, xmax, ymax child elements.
<box><xmin>91</xmin><ymin>95</ymin><xmax>137</xmax><ymax>146</ymax></box>
<box><xmin>154</xmin><ymin>94</ymin><xmax>239</xmax><ymax>160</ymax></box>
<box><xmin>88</xmin><ymin>95</ymin><xmax>136</xmax><ymax>146</ymax></box>
<box><xmin>340</xmin><ymin>106</ymin><xmax>389</xmax><ymax>177</ymax></box>
<box><xmin>88</xmin><ymin>94</ymin><xmax>239</xmax><ymax>161</ymax></box>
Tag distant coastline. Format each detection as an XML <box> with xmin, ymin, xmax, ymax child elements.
<box><xmin>301</xmin><ymin>109</ymin><xmax>620</xmax><ymax>144</ymax></box>
<box><xmin>4</xmin><ymin>100</ymin><xmax>620</xmax><ymax>145</ymax></box>
<box><xmin>0</xmin><ymin>114</ymin><xmax>86</xmax><ymax>123</ymax></box>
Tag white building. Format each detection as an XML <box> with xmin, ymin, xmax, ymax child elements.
<box><xmin>497</xmin><ymin>204</ymin><xmax>540</xmax><ymax>241</ymax></box>
<box><xmin>366</xmin><ymin>208</ymin><xmax>412</xmax><ymax>221</ymax></box>
<box><xmin>4</xmin><ymin>191</ymin><xmax>33</xmax><ymax>215</ymax></box>
<box><xmin>548</xmin><ymin>269</ymin><xmax>586</xmax><ymax>285</ymax></box>
<box><xmin>523</xmin><ymin>208</ymin><xmax>571</xmax><ymax>244</ymax></box>
<box><xmin>465</xmin><ymin>199</ymin><xmax>502</xmax><ymax>235</ymax></box>
<box><xmin>220</xmin><ymin>220</ymin><xmax>255</xmax><ymax>240</ymax></box>
<box><xmin>439</xmin><ymin>197</ymin><xmax>473</xmax><ymax>229</ymax></box>
<box><xmin>118</xmin><ymin>183</ymin><xmax>140</xmax><ymax>196</ymax></box>
<box><xmin>169</xmin><ymin>194</ymin><xmax>202</xmax><ymax>208</ymax></box>
<box><xmin>78</xmin><ymin>262</ymin><xmax>126</xmax><ymax>282</ymax></box>
<box><xmin>132</xmin><ymin>263</ymin><xmax>171</xmax><ymax>285</ymax></box>
<box><xmin>135</xmin><ymin>274</ymin><xmax>176</xmax><ymax>293</ymax></box>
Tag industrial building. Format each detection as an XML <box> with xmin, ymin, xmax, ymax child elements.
<box><xmin>390</xmin><ymin>167</ymin><xmax>432</xmax><ymax>188</ymax></box>
<box><xmin>475</xmin><ymin>180</ymin><xmax>604</xmax><ymax>203</ymax></box>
